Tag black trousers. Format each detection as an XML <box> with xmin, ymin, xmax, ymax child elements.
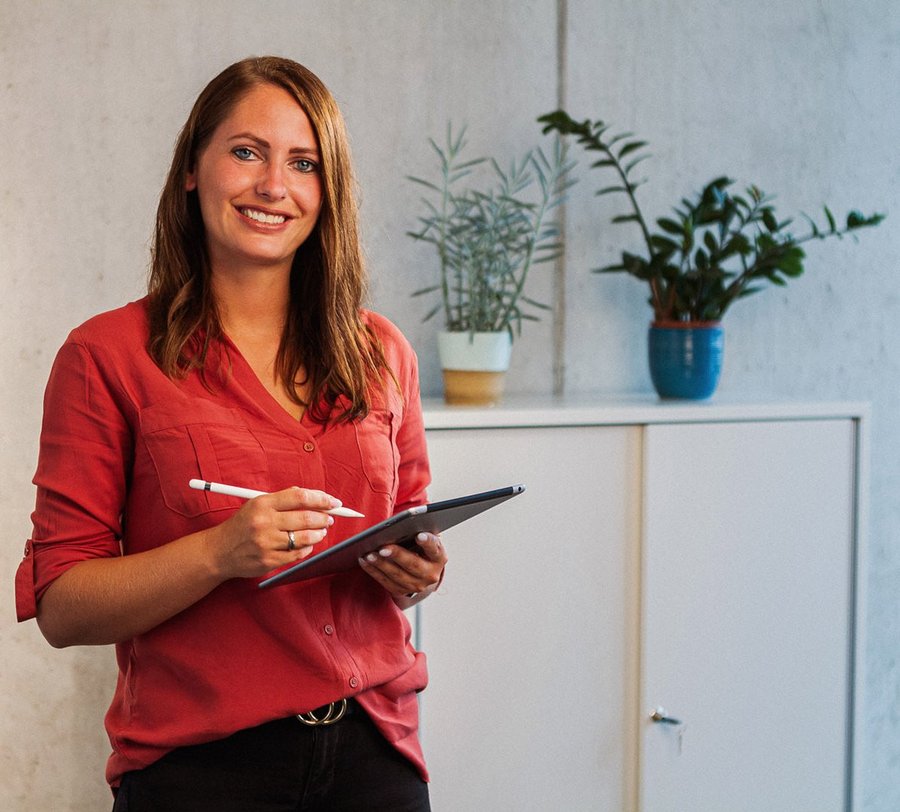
<box><xmin>111</xmin><ymin>702</ymin><xmax>430</xmax><ymax>812</ymax></box>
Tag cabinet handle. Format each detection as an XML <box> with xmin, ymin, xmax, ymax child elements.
<box><xmin>650</xmin><ymin>706</ymin><xmax>682</xmax><ymax>725</ymax></box>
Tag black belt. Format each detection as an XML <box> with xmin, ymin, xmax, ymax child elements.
<box><xmin>296</xmin><ymin>698</ymin><xmax>351</xmax><ymax>727</ymax></box>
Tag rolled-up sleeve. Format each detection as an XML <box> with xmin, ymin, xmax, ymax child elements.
<box><xmin>15</xmin><ymin>335</ymin><xmax>131</xmax><ymax>621</ymax></box>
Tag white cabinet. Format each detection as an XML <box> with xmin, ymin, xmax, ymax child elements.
<box><xmin>418</xmin><ymin>399</ymin><xmax>866</xmax><ymax>812</ymax></box>
<box><xmin>640</xmin><ymin>420</ymin><xmax>858</xmax><ymax>811</ymax></box>
<box><xmin>420</xmin><ymin>423</ymin><xmax>641</xmax><ymax>810</ymax></box>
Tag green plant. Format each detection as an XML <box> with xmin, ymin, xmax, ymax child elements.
<box><xmin>538</xmin><ymin>110</ymin><xmax>885</xmax><ymax>323</ymax></box>
<box><xmin>408</xmin><ymin>125</ymin><xmax>575</xmax><ymax>337</ymax></box>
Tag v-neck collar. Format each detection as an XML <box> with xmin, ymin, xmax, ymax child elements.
<box><xmin>218</xmin><ymin>334</ymin><xmax>322</xmax><ymax>438</ymax></box>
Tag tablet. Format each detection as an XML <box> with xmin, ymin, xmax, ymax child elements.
<box><xmin>258</xmin><ymin>484</ymin><xmax>525</xmax><ymax>589</ymax></box>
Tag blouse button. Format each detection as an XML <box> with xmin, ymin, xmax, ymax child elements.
<box><xmin>349</xmin><ymin>677</ymin><xmax>359</xmax><ymax>689</ymax></box>
<box><xmin>324</xmin><ymin>624</ymin><xmax>334</xmax><ymax>635</ymax></box>
<box><xmin>303</xmin><ymin>442</ymin><xmax>315</xmax><ymax>452</ymax></box>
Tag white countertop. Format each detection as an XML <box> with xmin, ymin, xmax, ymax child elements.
<box><xmin>421</xmin><ymin>394</ymin><xmax>870</xmax><ymax>429</ymax></box>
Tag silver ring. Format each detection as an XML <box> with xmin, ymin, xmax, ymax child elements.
<box><xmin>287</xmin><ymin>530</ymin><xmax>296</xmax><ymax>551</ymax></box>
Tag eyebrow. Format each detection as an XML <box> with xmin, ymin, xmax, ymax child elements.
<box><xmin>228</xmin><ymin>132</ymin><xmax>319</xmax><ymax>157</ymax></box>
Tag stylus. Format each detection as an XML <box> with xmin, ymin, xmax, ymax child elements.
<box><xmin>188</xmin><ymin>479</ymin><xmax>365</xmax><ymax>518</ymax></box>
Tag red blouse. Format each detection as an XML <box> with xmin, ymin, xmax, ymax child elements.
<box><xmin>15</xmin><ymin>299</ymin><xmax>432</xmax><ymax>787</ymax></box>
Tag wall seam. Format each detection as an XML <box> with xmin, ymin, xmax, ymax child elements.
<box><xmin>553</xmin><ymin>0</ymin><xmax>568</xmax><ymax>396</ymax></box>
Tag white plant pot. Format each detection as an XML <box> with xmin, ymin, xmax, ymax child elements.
<box><xmin>437</xmin><ymin>331</ymin><xmax>512</xmax><ymax>406</ymax></box>
<box><xmin>437</xmin><ymin>331</ymin><xmax>512</xmax><ymax>372</ymax></box>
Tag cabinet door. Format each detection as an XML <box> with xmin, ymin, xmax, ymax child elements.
<box><xmin>641</xmin><ymin>420</ymin><xmax>857</xmax><ymax>812</ymax></box>
<box><xmin>421</xmin><ymin>425</ymin><xmax>641</xmax><ymax>812</ymax></box>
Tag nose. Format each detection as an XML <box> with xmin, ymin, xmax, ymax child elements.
<box><xmin>255</xmin><ymin>162</ymin><xmax>286</xmax><ymax>200</ymax></box>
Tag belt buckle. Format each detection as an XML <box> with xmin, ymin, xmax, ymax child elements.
<box><xmin>296</xmin><ymin>698</ymin><xmax>349</xmax><ymax>726</ymax></box>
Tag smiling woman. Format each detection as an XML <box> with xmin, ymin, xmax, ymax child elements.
<box><xmin>185</xmin><ymin>83</ymin><xmax>324</xmax><ymax>277</ymax></box>
<box><xmin>15</xmin><ymin>56</ymin><xmax>444</xmax><ymax>811</ymax></box>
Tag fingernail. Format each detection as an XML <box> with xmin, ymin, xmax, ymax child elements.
<box><xmin>366</xmin><ymin>553</ymin><xmax>377</xmax><ymax>563</ymax></box>
<box><xmin>417</xmin><ymin>532</ymin><xmax>428</xmax><ymax>542</ymax></box>
<box><xmin>326</xmin><ymin>516</ymin><xmax>335</xmax><ymax>527</ymax></box>
<box><xmin>378</xmin><ymin>547</ymin><xmax>392</xmax><ymax>558</ymax></box>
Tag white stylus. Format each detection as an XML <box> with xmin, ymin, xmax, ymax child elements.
<box><xmin>188</xmin><ymin>479</ymin><xmax>364</xmax><ymax>518</ymax></box>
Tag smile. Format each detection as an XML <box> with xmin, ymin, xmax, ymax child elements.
<box><xmin>240</xmin><ymin>207</ymin><xmax>287</xmax><ymax>225</ymax></box>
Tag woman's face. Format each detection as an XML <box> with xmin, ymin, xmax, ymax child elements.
<box><xmin>185</xmin><ymin>82</ymin><xmax>324</xmax><ymax>277</ymax></box>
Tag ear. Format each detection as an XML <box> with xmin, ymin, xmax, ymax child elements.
<box><xmin>185</xmin><ymin>169</ymin><xmax>197</xmax><ymax>192</ymax></box>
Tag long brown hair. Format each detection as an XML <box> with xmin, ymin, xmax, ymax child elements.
<box><xmin>147</xmin><ymin>56</ymin><xmax>386</xmax><ymax>422</ymax></box>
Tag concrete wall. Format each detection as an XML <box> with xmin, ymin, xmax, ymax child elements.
<box><xmin>1</xmin><ymin>1</ymin><xmax>897</xmax><ymax>808</ymax></box>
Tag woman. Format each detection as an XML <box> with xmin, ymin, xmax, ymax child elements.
<box><xmin>15</xmin><ymin>56</ymin><xmax>445</xmax><ymax>811</ymax></box>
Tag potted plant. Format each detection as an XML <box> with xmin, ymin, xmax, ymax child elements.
<box><xmin>538</xmin><ymin>110</ymin><xmax>885</xmax><ymax>399</ymax></box>
<box><xmin>408</xmin><ymin>125</ymin><xmax>574</xmax><ymax>405</ymax></box>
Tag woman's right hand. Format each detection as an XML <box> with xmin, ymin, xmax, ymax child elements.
<box><xmin>37</xmin><ymin>486</ymin><xmax>343</xmax><ymax>647</ymax></box>
<box><xmin>204</xmin><ymin>487</ymin><xmax>341</xmax><ymax>579</ymax></box>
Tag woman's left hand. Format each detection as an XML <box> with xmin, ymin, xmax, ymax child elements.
<box><xmin>359</xmin><ymin>532</ymin><xmax>447</xmax><ymax>603</ymax></box>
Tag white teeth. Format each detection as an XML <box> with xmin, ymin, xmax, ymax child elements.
<box><xmin>241</xmin><ymin>208</ymin><xmax>286</xmax><ymax>225</ymax></box>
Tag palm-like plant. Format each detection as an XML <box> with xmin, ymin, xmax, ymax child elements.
<box><xmin>539</xmin><ymin>110</ymin><xmax>885</xmax><ymax>323</ymax></box>
<box><xmin>408</xmin><ymin>125</ymin><xmax>575</xmax><ymax>337</ymax></box>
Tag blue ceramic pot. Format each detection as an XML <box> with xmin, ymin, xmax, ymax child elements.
<box><xmin>648</xmin><ymin>322</ymin><xmax>724</xmax><ymax>400</ymax></box>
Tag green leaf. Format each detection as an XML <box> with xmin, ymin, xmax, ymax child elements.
<box><xmin>777</xmin><ymin>247</ymin><xmax>805</xmax><ymax>277</ymax></box>
<box><xmin>420</xmin><ymin>303</ymin><xmax>444</xmax><ymax>322</ymax></box>
<box><xmin>520</xmin><ymin>296</ymin><xmax>552</xmax><ymax>310</ymax></box>
<box><xmin>624</xmin><ymin>155</ymin><xmax>650</xmax><ymax>175</ymax></box>
<box><xmin>407</xmin><ymin>176</ymin><xmax>444</xmax><ymax>193</ymax></box>
<box><xmin>657</xmin><ymin>218</ymin><xmax>683</xmax><ymax>236</ymax></box>
<box><xmin>847</xmin><ymin>210</ymin><xmax>885</xmax><ymax>229</ymax></box>
<box><xmin>723</xmin><ymin>233</ymin><xmax>752</xmax><ymax>255</ymax></box>
<box><xmin>649</xmin><ymin>234</ymin><xmax>680</xmax><ymax>253</ymax></box>
<box><xmin>617</xmin><ymin>140</ymin><xmax>648</xmax><ymax>158</ymax></box>
<box><xmin>695</xmin><ymin>248</ymin><xmax>708</xmax><ymax>269</ymax></box>
<box><xmin>607</xmin><ymin>132</ymin><xmax>635</xmax><ymax>145</ymax></box>
<box><xmin>801</xmin><ymin>213</ymin><xmax>821</xmax><ymax>238</ymax></box>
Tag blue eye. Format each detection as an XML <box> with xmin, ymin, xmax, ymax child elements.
<box><xmin>293</xmin><ymin>159</ymin><xmax>319</xmax><ymax>174</ymax></box>
<box><xmin>233</xmin><ymin>147</ymin><xmax>255</xmax><ymax>160</ymax></box>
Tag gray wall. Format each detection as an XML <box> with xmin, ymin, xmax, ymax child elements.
<box><xmin>2</xmin><ymin>1</ymin><xmax>897</xmax><ymax>809</ymax></box>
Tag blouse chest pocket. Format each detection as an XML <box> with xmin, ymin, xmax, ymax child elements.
<box><xmin>139</xmin><ymin>400</ymin><xmax>268</xmax><ymax>518</ymax></box>
<box><xmin>354</xmin><ymin>408</ymin><xmax>400</xmax><ymax>500</ymax></box>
